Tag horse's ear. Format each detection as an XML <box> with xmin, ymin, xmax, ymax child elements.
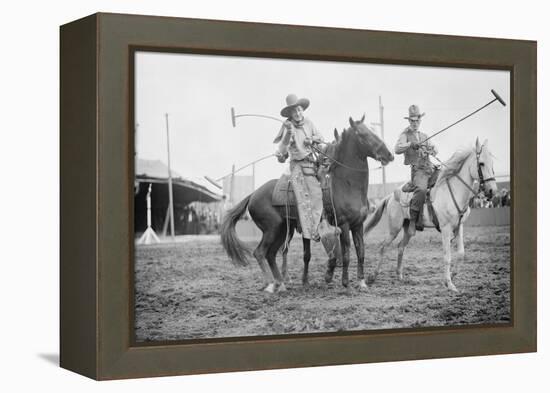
<box><xmin>333</xmin><ymin>128</ymin><xmax>340</xmax><ymax>142</ymax></box>
<box><xmin>349</xmin><ymin>117</ymin><xmax>355</xmax><ymax>128</ymax></box>
<box><xmin>360</xmin><ymin>113</ymin><xmax>365</xmax><ymax>123</ymax></box>
<box><xmin>475</xmin><ymin>137</ymin><xmax>480</xmax><ymax>151</ymax></box>
<box><xmin>483</xmin><ymin>138</ymin><xmax>489</xmax><ymax>148</ymax></box>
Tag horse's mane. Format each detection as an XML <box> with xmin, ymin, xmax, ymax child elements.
<box><xmin>324</xmin><ymin>127</ymin><xmax>347</xmax><ymax>165</ymax></box>
<box><xmin>435</xmin><ymin>147</ymin><xmax>475</xmax><ymax>186</ymax></box>
<box><xmin>334</xmin><ymin>128</ymin><xmax>349</xmax><ymax>161</ymax></box>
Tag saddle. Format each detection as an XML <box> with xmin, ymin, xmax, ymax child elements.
<box><xmin>272</xmin><ymin>174</ymin><xmax>298</xmax><ymax>209</ymax></box>
<box><xmin>271</xmin><ymin>171</ymin><xmax>335</xmax><ymax>230</ymax></box>
<box><xmin>272</xmin><ymin>172</ymin><xmax>332</xmax><ymax>207</ymax></box>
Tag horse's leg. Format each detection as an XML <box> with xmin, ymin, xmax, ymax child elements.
<box><xmin>324</xmin><ymin>226</ymin><xmax>340</xmax><ymax>284</ymax></box>
<box><xmin>340</xmin><ymin>226</ymin><xmax>351</xmax><ymax>288</ymax></box>
<box><xmin>396</xmin><ymin>224</ymin><xmax>412</xmax><ymax>280</ymax></box>
<box><xmin>351</xmin><ymin>225</ymin><xmax>367</xmax><ymax>290</ymax></box>
<box><xmin>253</xmin><ymin>230</ymin><xmax>278</xmax><ymax>293</ymax></box>
<box><xmin>454</xmin><ymin>223</ymin><xmax>465</xmax><ymax>279</ymax></box>
<box><xmin>441</xmin><ymin>225</ymin><xmax>458</xmax><ymax>292</ymax></box>
<box><xmin>325</xmin><ymin>255</ymin><xmax>337</xmax><ymax>284</ymax></box>
<box><xmin>281</xmin><ymin>224</ymin><xmax>295</xmax><ymax>284</ymax></box>
<box><xmin>369</xmin><ymin>226</ymin><xmax>400</xmax><ymax>284</ymax></box>
<box><xmin>302</xmin><ymin>238</ymin><xmax>311</xmax><ymax>286</ymax></box>
<box><xmin>266</xmin><ymin>226</ymin><xmax>288</xmax><ymax>292</ymax></box>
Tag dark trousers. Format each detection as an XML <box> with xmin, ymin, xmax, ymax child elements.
<box><xmin>410</xmin><ymin>164</ymin><xmax>433</xmax><ymax>212</ymax></box>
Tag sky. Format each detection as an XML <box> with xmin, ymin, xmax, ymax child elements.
<box><xmin>135</xmin><ymin>51</ymin><xmax>510</xmax><ymax>190</ymax></box>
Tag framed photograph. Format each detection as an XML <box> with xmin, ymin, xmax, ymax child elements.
<box><xmin>60</xmin><ymin>13</ymin><xmax>536</xmax><ymax>380</ymax></box>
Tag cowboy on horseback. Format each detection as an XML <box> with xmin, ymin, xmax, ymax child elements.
<box><xmin>394</xmin><ymin>105</ymin><xmax>438</xmax><ymax>235</ymax></box>
<box><xmin>273</xmin><ymin>94</ymin><xmax>324</xmax><ymax>241</ymax></box>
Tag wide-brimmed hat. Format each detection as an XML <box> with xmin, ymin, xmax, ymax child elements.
<box><xmin>404</xmin><ymin>104</ymin><xmax>425</xmax><ymax>120</ymax></box>
<box><xmin>280</xmin><ymin>94</ymin><xmax>310</xmax><ymax>118</ymax></box>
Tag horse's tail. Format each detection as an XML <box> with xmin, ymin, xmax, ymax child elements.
<box><xmin>364</xmin><ymin>195</ymin><xmax>389</xmax><ymax>235</ymax></box>
<box><xmin>220</xmin><ymin>194</ymin><xmax>253</xmax><ymax>267</ymax></box>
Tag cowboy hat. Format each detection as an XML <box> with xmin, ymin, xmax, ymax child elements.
<box><xmin>404</xmin><ymin>104</ymin><xmax>425</xmax><ymax>120</ymax></box>
<box><xmin>280</xmin><ymin>94</ymin><xmax>310</xmax><ymax>118</ymax></box>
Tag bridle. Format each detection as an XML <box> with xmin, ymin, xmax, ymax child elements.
<box><xmin>431</xmin><ymin>146</ymin><xmax>495</xmax><ymax>197</ymax></box>
<box><xmin>476</xmin><ymin>146</ymin><xmax>496</xmax><ymax>190</ymax></box>
<box><xmin>430</xmin><ymin>146</ymin><xmax>496</xmax><ymax>232</ymax></box>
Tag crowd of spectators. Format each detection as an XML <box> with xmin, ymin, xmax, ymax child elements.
<box><xmin>470</xmin><ymin>188</ymin><xmax>511</xmax><ymax>209</ymax></box>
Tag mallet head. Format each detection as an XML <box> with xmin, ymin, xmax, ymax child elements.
<box><xmin>491</xmin><ymin>89</ymin><xmax>506</xmax><ymax>106</ymax></box>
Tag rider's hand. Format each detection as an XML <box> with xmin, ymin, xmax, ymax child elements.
<box><xmin>304</xmin><ymin>137</ymin><xmax>312</xmax><ymax>146</ymax></box>
<box><xmin>410</xmin><ymin>142</ymin><xmax>421</xmax><ymax>150</ymax></box>
<box><xmin>276</xmin><ymin>151</ymin><xmax>288</xmax><ymax>163</ymax></box>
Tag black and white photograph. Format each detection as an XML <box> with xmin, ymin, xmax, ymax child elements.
<box><xmin>133</xmin><ymin>51</ymin><xmax>511</xmax><ymax>342</ymax></box>
<box><xmin>3</xmin><ymin>0</ymin><xmax>546</xmax><ymax>389</ymax></box>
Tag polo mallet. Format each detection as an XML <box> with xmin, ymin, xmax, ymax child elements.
<box><xmin>230</xmin><ymin>107</ymin><xmax>283</xmax><ymax>127</ymax></box>
<box><xmin>421</xmin><ymin>89</ymin><xmax>507</xmax><ymax>145</ymax></box>
<box><xmin>204</xmin><ymin>153</ymin><xmax>276</xmax><ymax>189</ymax></box>
<box><xmin>207</xmin><ymin>109</ymin><xmax>284</xmax><ymax>189</ymax></box>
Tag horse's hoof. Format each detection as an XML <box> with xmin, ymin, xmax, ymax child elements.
<box><xmin>367</xmin><ymin>274</ymin><xmax>376</xmax><ymax>284</ymax></box>
<box><xmin>358</xmin><ymin>280</ymin><xmax>368</xmax><ymax>290</ymax></box>
<box><xmin>264</xmin><ymin>283</ymin><xmax>276</xmax><ymax>293</ymax></box>
<box><xmin>397</xmin><ymin>273</ymin><xmax>404</xmax><ymax>281</ymax></box>
<box><xmin>277</xmin><ymin>283</ymin><xmax>287</xmax><ymax>292</ymax></box>
<box><xmin>342</xmin><ymin>277</ymin><xmax>349</xmax><ymax>288</ymax></box>
<box><xmin>324</xmin><ymin>272</ymin><xmax>334</xmax><ymax>284</ymax></box>
<box><xmin>302</xmin><ymin>279</ymin><xmax>309</xmax><ymax>287</ymax></box>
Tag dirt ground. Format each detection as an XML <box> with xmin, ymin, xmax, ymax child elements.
<box><xmin>134</xmin><ymin>225</ymin><xmax>510</xmax><ymax>342</ymax></box>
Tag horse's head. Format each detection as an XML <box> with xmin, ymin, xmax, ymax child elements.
<box><xmin>347</xmin><ymin>115</ymin><xmax>394</xmax><ymax>166</ymax></box>
<box><xmin>471</xmin><ymin>138</ymin><xmax>498</xmax><ymax>200</ymax></box>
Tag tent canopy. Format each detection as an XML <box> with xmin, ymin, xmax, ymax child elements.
<box><xmin>135</xmin><ymin>158</ymin><xmax>222</xmax><ymax>204</ymax></box>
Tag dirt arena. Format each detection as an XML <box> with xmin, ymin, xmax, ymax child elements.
<box><xmin>134</xmin><ymin>225</ymin><xmax>510</xmax><ymax>342</ymax></box>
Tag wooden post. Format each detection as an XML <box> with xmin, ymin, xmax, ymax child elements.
<box><xmin>137</xmin><ymin>183</ymin><xmax>160</xmax><ymax>245</ymax></box>
<box><xmin>165</xmin><ymin>113</ymin><xmax>176</xmax><ymax>241</ymax></box>
<box><xmin>162</xmin><ymin>205</ymin><xmax>170</xmax><ymax>237</ymax></box>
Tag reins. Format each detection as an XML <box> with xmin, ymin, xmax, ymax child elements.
<box><xmin>431</xmin><ymin>155</ymin><xmax>478</xmax><ymax>196</ymax></box>
<box><xmin>310</xmin><ymin>143</ymin><xmax>383</xmax><ymax>173</ymax></box>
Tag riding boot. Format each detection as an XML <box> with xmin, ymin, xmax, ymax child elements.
<box><xmin>415</xmin><ymin>205</ymin><xmax>425</xmax><ymax>231</ymax></box>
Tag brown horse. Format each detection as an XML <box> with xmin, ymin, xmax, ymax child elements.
<box><xmin>221</xmin><ymin>116</ymin><xmax>394</xmax><ymax>293</ymax></box>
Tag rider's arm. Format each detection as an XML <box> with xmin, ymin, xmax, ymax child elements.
<box><xmin>281</xmin><ymin>124</ymin><xmax>292</xmax><ymax>146</ymax></box>
<box><xmin>275</xmin><ymin>123</ymin><xmax>291</xmax><ymax>162</ymax></box>
<box><xmin>275</xmin><ymin>124</ymin><xmax>291</xmax><ymax>162</ymax></box>
<box><xmin>394</xmin><ymin>132</ymin><xmax>411</xmax><ymax>154</ymax></box>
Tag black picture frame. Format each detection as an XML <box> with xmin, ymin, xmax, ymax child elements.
<box><xmin>60</xmin><ymin>12</ymin><xmax>536</xmax><ymax>380</ymax></box>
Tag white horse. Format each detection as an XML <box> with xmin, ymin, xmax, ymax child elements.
<box><xmin>364</xmin><ymin>138</ymin><xmax>498</xmax><ymax>292</ymax></box>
